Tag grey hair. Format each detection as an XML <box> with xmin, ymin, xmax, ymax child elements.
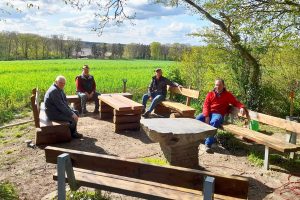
<box><xmin>55</xmin><ymin>75</ymin><xmax>66</xmax><ymax>82</ymax></box>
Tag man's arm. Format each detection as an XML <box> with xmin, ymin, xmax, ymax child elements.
<box><xmin>228</xmin><ymin>92</ymin><xmax>246</xmax><ymax>115</ymax></box>
<box><xmin>76</xmin><ymin>77</ymin><xmax>85</xmax><ymax>93</ymax></box>
<box><xmin>202</xmin><ymin>93</ymin><xmax>212</xmax><ymax>124</ymax></box>
<box><xmin>165</xmin><ymin>78</ymin><xmax>180</xmax><ymax>87</ymax></box>
<box><xmin>50</xmin><ymin>90</ymin><xmax>74</xmax><ymax>117</ymax></box>
<box><xmin>92</xmin><ymin>76</ymin><xmax>96</xmax><ymax>93</ymax></box>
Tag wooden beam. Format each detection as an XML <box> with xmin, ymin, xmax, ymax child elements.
<box><xmin>31</xmin><ymin>88</ymin><xmax>40</xmax><ymax>128</ymax></box>
<box><xmin>222</xmin><ymin>124</ymin><xmax>300</xmax><ymax>153</ymax></box>
<box><xmin>168</xmin><ymin>86</ymin><xmax>200</xmax><ymax>99</ymax></box>
<box><xmin>114</xmin><ymin>122</ymin><xmax>140</xmax><ymax>132</ymax></box>
<box><xmin>99</xmin><ymin>95</ymin><xmax>132</xmax><ymax>111</ymax></box>
<box><xmin>235</xmin><ymin>108</ymin><xmax>300</xmax><ymax>136</ymax></box>
<box><xmin>113</xmin><ymin>115</ymin><xmax>141</xmax><ymax>124</ymax></box>
<box><xmin>114</xmin><ymin>109</ymin><xmax>142</xmax><ymax>116</ymax></box>
<box><xmin>45</xmin><ymin>146</ymin><xmax>249</xmax><ymax>199</ymax></box>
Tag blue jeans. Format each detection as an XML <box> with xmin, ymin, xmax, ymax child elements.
<box><xmin>196</xmin><ymin>113</ymin><xmax>223</xmax><ymax>147</ymax></box>
<box><xmin>142</xmin><ymin>92</ymin><xmax>165</xmax><ymax>113</ymax></box>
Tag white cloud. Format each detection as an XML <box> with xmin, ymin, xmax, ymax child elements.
<box><xmin>0</xmin><ymin>0</ymin><xmax>205</xmax><ymax>45</ymax></box>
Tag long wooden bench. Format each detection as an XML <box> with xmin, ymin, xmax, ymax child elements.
<box><xmin>31</xmin><ymin>88</ymin><xmax>71</xmax><ymax>145</ymax></box>
<box><xmin>66</xmin><ymin>93</ymin><xmax>133</xmax><ymax>112</ymax></box>
<box><xmin>154</xmin><ymin>86</ymin><xmax>200</xmax><ymax>118</ymax></box>
<box><xmin>223</xmin><ymin>107</ymin><xmax>300</xmax><ymax>170</ymax></box>
<box><xmin>45</xmin><ymin>146</ymin><xmax>249</xmax><ymax>200</ymax></box>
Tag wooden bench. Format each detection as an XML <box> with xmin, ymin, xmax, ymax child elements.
<box><xmin>31</xmin><ymin>88</ymin><xmax>71</xmax><ymax>145</ymax></box>
<box><xmin>66</xmin><ymin>93</ymin><xmax>133</xmax><ymax>112</ymax></box>
<box><xmin>99</xmin><ymin>94</ymin><xmax>143</xmax><ymax>132</ymax></box>
<box><xmin>154</xmin><ymin>86</ymin><xmax>200</xmax><ymax>118</ymax></box>
<box><xmin>222</xmin><ymin>107</ymin><xmax>300</xmax><ymax>170</ymax></box>
<box><xmin>45</xmin><ymin>146</ymin><xmax>249</xmax><ymax>200</ymax></box>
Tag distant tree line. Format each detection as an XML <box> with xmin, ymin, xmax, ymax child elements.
<box><xmin>0</xmin><ymin>31</ymin><xmax>191</xmax><ymax>61</ymax></box>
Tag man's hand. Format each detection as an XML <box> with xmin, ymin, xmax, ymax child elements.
<box><xmin>240</xmin><ymin>107</ymin><xmax>246</xmax><ymax>116</ymax></box>
<box><xmin>178</xmin><ymin>85</ymin><xmax>183</xmax><ymax>88</ymax></box>
<box><xmin>205</xmin><ymin>116</ymin><xmax>210</xmax><ymax>124</ymax></box>
<box><xmin>149</xmin><ymin>96</ymin><xmax>152</xmax><ymax>100</ymax></box>
<box><xmin>72</xmin><ymin>113</ymin><xmax>79</xmax><ymax>122</ymax></box>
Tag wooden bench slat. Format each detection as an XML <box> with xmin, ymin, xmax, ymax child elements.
<box><xmin>53</xmin><ymin>168</ymin><xmax>241</xmax><ymax>200</ymax></box>
<box><xmin>242</xmin><ymin>110</ymin><xmax>300</xmax><ymax>136</ymax></box>
<box><xmin>45</xmin><ymin>146</ymin><xmax>249</xmax><ymax>199</ymax></box>
<box><xmin>161</xmin><ymin>101</ymin><xmax>196</xmax><ymax>114</ymax></box>
<box><xmin>168</xmin><ymin>86</ymin><xmax>200</xmax><ymax>99</ymax></box>
<box><xmin>222</xmin><ymin>124</ymin><xmax>300</xmax><ymax>153</ymax></box>
<box><xmin>99</xmin><ymin>95</ymin><xmax>132</xmax><ymax>111</ymax></box>
<box><xmin>111</xmin><ymin>95</ymin><xmax>144</xmax><ymax>111</ymax></box>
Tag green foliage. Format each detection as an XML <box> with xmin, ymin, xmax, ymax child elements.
<box><xmin>150</xmin><ymin>42</ymin><xmax>162</xmax><ymax>60</ymax></box>
<box><xmin>248</xmin><ymin>150</ymin><xmax>264</xmax><ymax>167</ymax></box>
<box><xmin>141</xmin><ymin>157</ymin><xmax>169</xmax><ymax>166</ymax></box>
<box><xmin>0</xmin><ymin>181</ymin><xmax>19</xmax><ymax>200</ymax></box>
<box><xmin>216</xmin><ymin>130</ymin><xmax>247</xmax><ymax>152</ymax></box>
<box><xmin>0</xmin><ymin>59</ymin><xmax>177</xmax><ymax>124</ymax></box>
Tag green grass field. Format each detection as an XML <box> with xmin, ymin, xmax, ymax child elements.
<box><xmin>0</xmin><ymin>59</ymin><xmax>178</xmax><ymax>124</ymax></box>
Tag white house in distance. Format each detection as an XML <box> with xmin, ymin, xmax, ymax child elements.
<box><xmin>72</xmin><ymin>48</ymin><xmax>92</xmax><ymax>58</ymax></box>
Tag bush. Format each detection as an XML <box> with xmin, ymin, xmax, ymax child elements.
<box><xmin>0</xmin><ymin>181</ymin><xmax>19</xmax><ymax>200</ymax></box>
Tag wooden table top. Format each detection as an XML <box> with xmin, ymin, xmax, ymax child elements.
<box><xmin>99</xmin><ymin>94</ymin><xmax>143</xmax><ymax>111</ymax></box>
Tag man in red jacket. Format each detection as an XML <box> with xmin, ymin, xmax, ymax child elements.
<box><xmin>196</xmin><ymin>78</ymin><xmax>246</xmax><ymax>153</ymax></box>
<box><xmin>76</xmin><ymin>65</ymin><xmax>100</xmax><ymax>114</ymax></box>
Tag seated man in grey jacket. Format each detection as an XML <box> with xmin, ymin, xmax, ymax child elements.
<box><xmin>142</xmin><ymin>68</ymin><xmax>181</xmax><ymax>118</ymax></box>
<box><xmin>44</xmin><ymin>75</ymin><xmax>82</xmax><ymax>139</ymax></box>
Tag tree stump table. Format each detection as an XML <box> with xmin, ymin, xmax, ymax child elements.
<box><xmin>99</xmin><ymin>94</ymin><xmax>144</xmax><ymax>132</ymax></box>
<box><xmin>141</xmin><ymin>118</ymin><xmax>217</xmax><ymax>169</ymax></box>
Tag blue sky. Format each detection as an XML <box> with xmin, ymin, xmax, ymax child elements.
<box><xmin>0</xmin><ymin>0</ymin><xmax>208</xmax><ymax>45</ymax></box>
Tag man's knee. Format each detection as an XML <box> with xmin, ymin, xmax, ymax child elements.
<box><xmin>210</xmin><ymin>114</ymin><xmax>223</xmax><ymax>128</ymax></box>
<box><xmin>196</xmin><ymin>113</ymin><xmax>205</xmax><ymax>122</ymax></box>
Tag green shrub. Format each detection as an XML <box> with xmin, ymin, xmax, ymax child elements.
<box><xmin>0</xmin><ymin>181</ymin><xmax>19</xmax><ymax>200</ymax></box>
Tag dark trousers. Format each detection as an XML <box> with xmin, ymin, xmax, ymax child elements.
<box><xmin>77</xmin><ymin>92</ymin><xmax>100</xmax><ymax>112</ymax></box>
<box><xmin>47</xmin><ymin>110</ymin><xmax>79</xmax><ymax>135</ymax></box>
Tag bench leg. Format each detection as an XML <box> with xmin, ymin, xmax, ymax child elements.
<box><xmin>57</xmin><ymin>153</ymin><xmax>78</xmax><ymax>200</ymax></box>
<box><xmin>286</xmin><ymin>132</ymin><xmax>297</xmax><ymax>159</ymax></box>
<box><xmin>203</xmin><ymin>176</ymin><xmax>215</xmax><ymax>200</ymax></box>
<box><xmin>264</xmin><ymin>146</ymin><xmax>269</xmax><ymax>170</ymax></box>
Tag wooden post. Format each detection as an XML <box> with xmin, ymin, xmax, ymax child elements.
<box><xmin>186</xmin><ymin>86</ymin><xmax>191</xmax><ymax>106</ymax></box>
<box><xmin>31</xmin><ymin>88</ymin><xmax>40</xmax><ymax>128</ymax></box>
<box><xmin>264</xmin><ymin>146</ymin><xmax>269</xmax><ymax>170</ymax></box>
<box><xmin>122</xmin><ymin>79</ymin><xmax>127</xmax><ymax>93</ymax></box>
<box><xmin>57</xmin><ymin>153</ymin><xmax>78</xmax><ymax>200</ymax></box>
<box><xmin>203</xmin><ymin>176</ymin><xmax>215</xmax><ymax>200</ymax></box>
<box><xmin>285</xmin><ymin>116</ymin><xmax>298</xmax><ymax>159</ymax></box>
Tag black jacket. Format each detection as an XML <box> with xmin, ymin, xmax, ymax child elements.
<box><xmin>148</xmin><ymin>76</ymin><xmax>179</xmax><ymax>96</ymax></box>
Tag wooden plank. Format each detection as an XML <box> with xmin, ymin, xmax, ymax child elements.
<box><xmin>99</xmin><ymin>95</ymin><xmax>132</xmax><ymax>111</ymax></box>
<box><xmin>113</xmin><ymin>115</ymin><xmax>141</xmax><ymax>124</ymax></box>
<box><xmin>161</xmin><ymin>101</ymin><xmax>196</xmax><ymax>115</ymax></box>
<box><xmin>168</xmin><ymin>86</ymin><xmax>200</xmax><ymax>99</ymax></box>
<box><xmin>36</xmin><ymin>127</ymin><xmax>71</xmax><ymax>145</ymax></box>
<box><xmin>222</xmin><ymin>124</ymin><xmax>300</xmax><ymax>153</ymax></box>
<box><xmin>114</xmin><ymin>109</ymin><xmax>142</xmax><ymax>116</ymax></box>
<box><xmin>67</xmin><ymin>93</ymin><xmax>133</xmax><ymax>103</ymax></box>
<box><xmin>112</xmin><ymin>95</ymin><xmax>144</xmax><ymax>110</ymax></box>
<box><xmin>114</xmin><ymin>122</ymin><xmax>140</xmax><ymax>132</ymax></box>
<box><xmin>234</xmin><ymin>107</ymin><xmax>300</xmax><ymax>136</ymax></box>
<box><xmin>45</xmin><ymin>146</ymin><xmax>249</xmax><ymax>199</ymax></box>
<box><xmin>53</xmin><ymin>168</ymin><xmax>242</xmax><ymax>200</ymax></box>
<box><xmin>100</xmin><ymin>106</ymin><xmax>114</xmax><ymax>113</ymax></box>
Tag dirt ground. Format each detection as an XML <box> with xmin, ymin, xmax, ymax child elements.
<box><xmin>0</xmin><ymin>105</ymin><xmax>299</xmax><ymax>200</ymax></box>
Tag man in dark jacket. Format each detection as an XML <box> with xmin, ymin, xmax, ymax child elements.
<box><xmin>44</xmin><ymin>75</ymin><xmax>82</xmax><ymax>138</ymax></box>
<box><xmin>76</xmin><ymin>65</ymin><xmax>100</xmax><ymax>114</ymax></box>
<box><xmin>142</xmin><ymin>68</ymin><xmax>181</xmax><ymax>118</ymax></box>
<box><xmin>196</xmin><ymin>78</ymin><xmax>245</xmax><ymax>153</ymax></box>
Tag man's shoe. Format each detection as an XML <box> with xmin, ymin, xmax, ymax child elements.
<box><xmin>142</xmin><ymin>111</ymin><xmax>150</xmax><ymax>118</ymax></box>
<box><xmin>72</xmin><ymin>132</ymin><xmax>83</xmax><ymax>139</ymax></box>
<box><xmin>205</xmin><ymin>145</ymin><xmax>214</xmax><ymax>154</ymax></box>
